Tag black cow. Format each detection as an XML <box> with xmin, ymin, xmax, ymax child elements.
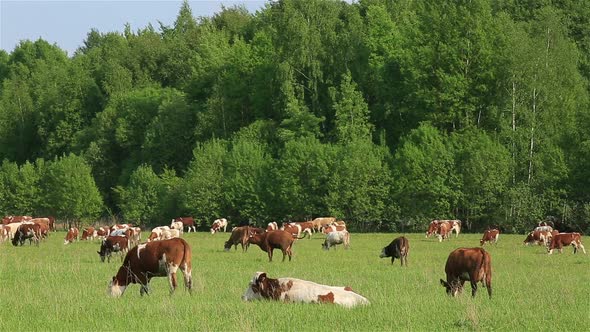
<box><xmin>379</xmin><ymin>236</ymin><xmax>409</xmax><ymax>266</ymax></box>
<box><xmin>97</xmin><ymin>236</ymin><xmax>129</xmax><ymax>263</ymax></box>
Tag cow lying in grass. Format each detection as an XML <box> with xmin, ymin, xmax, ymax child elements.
<box><xmin>107</xmin><ymin>238</ymin><xmax>192</xmax><ymax>297</ymax></box>
<box><xmin>242</xmin><ymin>272</ymin><xmax>370</xmax><ymax>308</ymax></box>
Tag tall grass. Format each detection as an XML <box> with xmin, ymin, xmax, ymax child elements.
<box><xmin>0</xmin><ymin>231</ymin><xmax>588</xmax><ymax>331</ymax></box>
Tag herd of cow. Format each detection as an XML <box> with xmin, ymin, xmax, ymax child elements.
<box><xmin>2</xmin><ymin>215</ymin><xmax>586</xmax><ymax>308</ymax></box>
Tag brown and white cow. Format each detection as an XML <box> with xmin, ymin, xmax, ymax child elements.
<box><xmin>480</xmin><ymin>229</ymin><xmax>500</xmax><ymax>246</ymax></box>
<box><xmin>96</xmin><ymin>226</ymin><xmax>110</xmax><ymax>240</ymax></box>
<box><xmin>379</xmin><ymin>236</ymin><xmax>409</xmax><ymax>266</ymax></box>
<box><xmin>440</xmin><ymin>247</ymin><xmax>492</xmax><ymax>298</ymax></box>
<box><xmin>64</xmin><ymin>227</ymin><xmax>79</xmax><ymax>245</ymax></box>
<box><xmin>311</xmin><ymin>217</ymin><xmax>336</xmax><ymax>233</ymax></box>
<box><xmin>266</xmin><ymin>221</ymin><xmax>278</xmax><ymax>231</ymax></box>
<box><xmin>322</xmin><ymin>230</ymin><xmax>350</xmax><ymax>250</ymax></box>
<box><xmin>2</xmin><ymin>215</ymin><xmax>32</xmax><ymax>225</ymax></box>
<box><xmin>322</xmin><ymin>224</ymin><xmax>347</xmax><ymax>234</ymax></box>
<box><xmin>0</xmin><ymin>225</ymin><xmax>9</xmax><ymax>242</ymax></box>
<box><xmin>172</xmin><ymin>217</ymin><xmax>196</xmax><ymax>232</ymax></box>
<box><xmin>210</xmin><ymin>218</ymin><xmax>228</xmax><ymax>234</ymax></box>
<box><xmin>523</xmin><ymin>230</ymin><xmax>552</xmax><ymax>246</ymax></box>
<box><xmin>427</xmin><ymin>220</ymin><xmax>461</xmax><ymax>238</ymax></box>
<box><xmin>170</xmin><ymin>221</ymin><xmax>184</xmax><ymax>234</ymax></box>
<box><xmin>242</xmin><ymin>272</ymin><xmax>370</xmax><ymax>308</ymax></box>
<box><xmin>107</xmin><ymin>238</ymin><xmax>193</xmax><ymax>297</ymax></box>
<box><xmin>12</xmin><ymin>223</ymin><xmax>41</xmax><ymax>246</ymax></box>
<box><xmin>248</xmin><ymin>230</ymin><xmax>297</xmax><ymax>262</ymax></box>
<box><xmin>81</xmin><ymin>227</ymin><xmax>96</xmax><ymax>241</ymax></box>
<box><xmin>97</xmin><ymin>236</ymin><xmax>130</xmax><ymax>263</ymax></box>
<box><xmin>124</xmin><ymin>227</ymin><xmax>142</xmax><ymax>247</ymax></box>
<box><xmin>281</xmin><ymin>223</ymin><xmax>302</xmax><ymax>237</ymax></box>
<box><xmin>547</xmin><ymin>233</ymin><xmax>586</xmax><ymax>255</ymax></box>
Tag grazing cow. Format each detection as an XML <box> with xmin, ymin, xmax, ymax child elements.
<box><xmin>292</xmin><ymin>221</ymin><xmax>315</xmax><ymax>235</ymax></box>
<box><xmin>123</xmin><ymin>227</ymin><xmax>141</xmax><ymax>247</ymax></box>
<box><xmin>242</xmin><ymin>272</ymin><xmax>370</xmax><ymax>308</ymax></box>
<box><xmin>322</xmin><ymin>224</ymin><xmax>347</xmax><ymax>234</ymax></box>
<box><xmin>210</xmin><ymin>218</ymin><xmax>228</xmax><ymax>234</ymax></box>
<box><xmin>322</xmin><ymin>230</ymin><xmax>350</xmax><ymax>250</ymax></box>
<box><xmin>427</xmin><ymin>220</ymin><xmax>461</xmax><ymax>238</ymax></box>
<box><xmin>248</xmin><ymin>230</ymin><xmax>296</xmax><ymax>262</ymax></box>
<box><xmin>312</xmin><ymin>217</ymin><xmax>336</xmax><ymax>232</ymax></box>
<box><xmin>224</xmin><ymin>226</ymin><xmax>255</xmax><ymax>252</ymax></box>
<box><xmin>147</xmin><ymin>226</ymin><xmax>170</xmax><ymax>242</ymax></box>
<box><xmin>111</xmin><ymin>224</ymin><xmax>132</xmax><ymax>231</ymax></box>
<box><xmin>379</xmin><ymin>236</ymin><xmax>409</xmax><ymax>266</ymax></box>
<box><xmin>523</xmin><ymin>230</ymin><xmax>552</xmax><ymax>246</ymax></box>
<box><xmin>440</xmin><ymin>248</ymin><xmax>492</xmax><ymax>298</ymax></box>
<box><xmin>12</xmin><ymin>223</ymin><xmax>41</xmax><ymax>246</ymax></box>
<box><xmin>547</xmin><ymin>233</ymin><xmax>586</xmax><ymax>255</ymax></box>
<box><xmin>97</xmin><ymin>236</ymin><xmax>130</xmax><ymax>263</ymax></box>
<box><xmin>535</xmin><ymin>225</ymin><xmax>553</xmax><ymax>233</ymax></box>
<box><xmin>64</xmin><ymin>227</ymin><xmax>79</xmax><ymax>245</ymax></box>
<box><xmin>81</xmin><ymin>227</ymin><xmax>96</xmax><ymax>241</ymax></box>
<box><xmin>107</xmin><ymin>238</ymin><xmax>193</xmax><ymax>297</ymax></box>
<box><xmin>281</xmin><ymin>223</ymin><xmax>302</xmax><ymax>238</ymax></box>
<box><xmin>172</xmin><ymin>217</ymin><xmax>196</xmax><ymax>232</ymax></box>
<box><xmin>35</xmin><ymin>222</ymin><xmax>50</xmax><ymax>240</ymax></box>
<box><xmin>266</xmin><ymin>222</ymin><xmax>278</xmax><ymax>231</ymax></box>
<box><xmin>480</xmin><ymin>229</ymin><xmax>500</xmax><ymax>246</ymax></box>
<box><xmin>435</xmin><ymin>223</ymin><xmax>451</xmax><ymax>242</ymax></box>
<box><xmin>4</xmin><ymin>222</ymin><xmax>23</xmax><ymax>240</ymax></box>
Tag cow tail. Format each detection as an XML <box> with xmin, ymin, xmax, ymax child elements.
<box><xmin>480</xmin><ymin>249</ymin><xmax>492</xmax><ymax>290</ymax></box>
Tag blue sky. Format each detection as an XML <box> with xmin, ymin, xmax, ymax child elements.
<box><xmin>0</xmin><ymin>0</ymin><xmax>267</xmax><ymax>56</ymax></box>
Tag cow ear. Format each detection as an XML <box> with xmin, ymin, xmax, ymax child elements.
<box><xmin>257</xmin><ymin>273</ymin><xmax>267</xmax><ymax>283</ymax></box>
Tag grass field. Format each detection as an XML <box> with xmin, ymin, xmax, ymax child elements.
<box><xmin>0</xmin><ymin>231</ymin><xmax>588</xmax><ymax>331</ymax></box>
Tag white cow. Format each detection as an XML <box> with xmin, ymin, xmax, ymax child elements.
<box><xmin>322</xmin><ymin>230</ymin><xmax>350</xmax><ymax>250</ymax></box>
<box><xmin>161</xmin><ymin>228</ymin><xmax>181</xmax><ymax>240</ymax></box>
<box><xmin>242</xmin><ymin>272</ymin><xmax>370</xmax><ymax>308</ymax></box>
<box><xmin>170</xmin><ymin>221</ymin><xmax>184</xmax><ymax>234</ymax></box>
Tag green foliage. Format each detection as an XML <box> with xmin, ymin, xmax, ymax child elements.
<box><xmin>0</xmin><ymin>0</ymin><xmax>589</xmax><ymax>232</ymax></box>
<box><xmin>43</xmin><ymin>154</ymin><xmax>102</xmax><ymax>222</ymax></box>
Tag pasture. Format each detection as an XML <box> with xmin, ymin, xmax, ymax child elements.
<box><xmin>0</xmin><ymin>231</ymin><xmax>588</xmax><ymax>331</ymax></box>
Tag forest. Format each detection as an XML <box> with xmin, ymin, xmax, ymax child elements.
<box><xmin>0</xmin><ymin>0</ymin><xmax>589</xmax><ymax>233</ymax></box>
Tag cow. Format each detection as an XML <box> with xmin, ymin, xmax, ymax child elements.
<box><xmin>4</xmin><ymin>222</ymin><xmax>22</xmax><ymax>240</ymax></box>
<box><xmin>12</xmin><ymin>223</ymin><xmax>41</xmax><ymax>246</ymax></box>
<box><xmin>64</xmin><ymin>227</ymin><xmax>79</xmax><ymax>245</ymax></box>
<box><xmin>107</xmin><ymin>238</ymin><xmax>193</xmax><ymax>297</ymax></box>
<box><xmin>311</xmin><ymin>217</ymin><xmax>336</xmax><ymax>232</ymax></box>
<box><xmin>124</xmin><ymin>227</ymin><xmax>142</xmax><ymax>247</ymax></box>
<box><xmin>480</xmin><ymin>229</ymin><xmax>500</xmax><ymax>246</ymax></box>
<box><xmin>242</xmin><ymin>272</ymin><xmax>370</xmax><ymax>308</ymax></box>
<box><xmin>2</xmin><ymin>215</ymin><xmax>32</xmax><ymax>225</ymax></box>
<box><xmin>161</xmin><ymin>228</ymin><xmax>181</xmax><ymax>240</ymax></box>
<box><xmin>293</xmin><ymin>221</ymin><xmax>315</xmax><ymax>235</ymax></box>
<box><xmin>224</xmin><ymin>226</ymin><xmax>256</xmax><ymax>252</ymax></box>
<box><xmin>248</xmin><ymin>230</ymin><xmax>297</xmax><ymax>262</ymax></box>
<box><xmin>210</xmin><ymin>218</ymin><xmax>228</xmax><ymax>234</ymax></box>
<box><xmin>81</xmin><ymin>227</ymin><xmax>96</xmax><ymax>241</ymax></box>
<box><xmin>322</xmin><ymin>230</ymin><xmax>350</xmax><ymax>250</ymax></box>
<box><xmin>427</xmin><ymin>220</ymin><xmax>461</xmax><ymax>238</ymax></box>
<box><xmin>111</xmin><ymin>224</ymin><xmax>132</xmax><ymax>231</ymax></box>
<box><xmin>435</xmin><ymin>222</ymin><xmax>451</xmax><ymax>242</ymax></box>
<box><xmin>281</xmin><ymin>223</ymin><xmax>302</xmax><ymax>237</ymax></box>
<box><xmin>96</xmin><ymin>226</ymin><xmax>110</xmax><ymax>240</ymax></box>
<box><xmin>523</xmin><ymin>230</ymin><xmax>552</xmax><ymax>246</ymax></box>
<box><xmin>97</xmin><ymin>236</ymin><xmax>130</xmax><ymax>263</ymax></box>
<box><xmin>440</xmin><ymin>247</ymin><xmax>492</xmax><ymax>298</ymax></box>
<box><xmin>172</xmin><ymin>217</ymin><xmax>196</xmax><ymax>232</ymax></box>
<box><xmin>547</xmin><ymin>233</ymin><xmax>586</xmax><ymax>255</ymax></box>
<box><xmin>322</xmin><ymin>224</ymin><xmax>347</xmax><ymax>234</ymax></box>
<box><xmin>0</xmin><ymin>225</ymin><xmax>9</xmax><ymax>242</ymax></box>
<box><xmin>266</xmin><ymin>221</ymin><xmax>278</xmax><ymax>231</ymax></box>
<box><xmin>534</xmin><ymin>225</ymin><xmax>553</xmax><ymax>233</ymax></box>
<box><xmin>170</xmin><ymin>221</ymin><xmax>184</xmax><ymax>234</ymax></box>
<box><xmin>379</xmin><ymin>236</ymin><xmax>409</xmax><ymax>266</ymax></box>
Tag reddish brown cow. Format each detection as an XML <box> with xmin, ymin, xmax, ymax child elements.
<box><xmin>107</xmin><ymin>238</ymin><xmax>193</xmax><ymax>297</ymax></box>
<box><xmin>224</xmin><ymin>226</ymin><xmax>255</xmax><ymax>252</ymax></box>
<box><xmin>81</xmin><ymin>227</ymin><xmax>96</xmax><ymax>240</ymax></box>
<box><xmin>248</xmin><ymin>230</ymin><xmax>296</xmax><ymax>262</ymax></box>
<box><xmin>173</xmin><ymin>217</ymin><xmax>196</xmax><ymax>232</ymax></box>
<box><xmin>64</xmin><ymin>227</ymin><xmax>79</xmax><ymax>245</ymax></box>
<box><xmin>440</xmin><ymin>247</ymin><xmax>492</xmax><ymax>298</ymax></box>
<box><xmin>547</xmin><ymin>233</ymin><xmax>586</xmax><ymax>255</ymax></box>
<box><xmin>480</xmin><ymin>229</ymin><xmax>500</xmax><ymax>246</ymax></box>
<box><xmin>2</xmin><ymin>215</ymin><xmax>32</xmax><ymax>225</ymax></box>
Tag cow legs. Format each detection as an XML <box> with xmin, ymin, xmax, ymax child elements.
<box><xmin>180</xmin><ymin>263</ymin><xmax>193</xmax><ymax>294</ymax></box>
<box><xmin>579</xmin><ymin>243</ymin><xmax>587</xmax><ymax>254</ymax></box>
<box><xmin>268</xmin><ymin>249</ymin><xmax>273</xmax><ymax>262</ymax></box>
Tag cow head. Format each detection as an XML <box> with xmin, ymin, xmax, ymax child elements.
<box><xmin>440</xmin><ymin>279</ymin><xmax>462</xmax><ymax>297</ymax></box>
<box><xmin>379</xmin><ymin>247</ymin><xmax>387</xmax><ymax>258</ymax></box>
<box><xmin>107</xmin><ymin>277</ymin><xmax>127</xmax><ymax>297</ymax></box>
<box><xmin>322</xmin><ymin>241</ymin><xmax>330</xmax><ymax>251</ymax></box>
<box><xmin>242</xmin><ymin>272</ymin><xmax>266</xmax><ymax>301</ymax></box>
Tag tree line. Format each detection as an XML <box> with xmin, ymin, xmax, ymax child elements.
<box><xmin>0</xmin><ymin>0</ymin><xmax>589</xmax><ymax>233</ymax></box>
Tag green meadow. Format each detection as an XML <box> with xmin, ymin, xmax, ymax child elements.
<box><xmin>0</xmin><ymin>232</ymin><xmax>588</xmax><ymax>331</ymax></box>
